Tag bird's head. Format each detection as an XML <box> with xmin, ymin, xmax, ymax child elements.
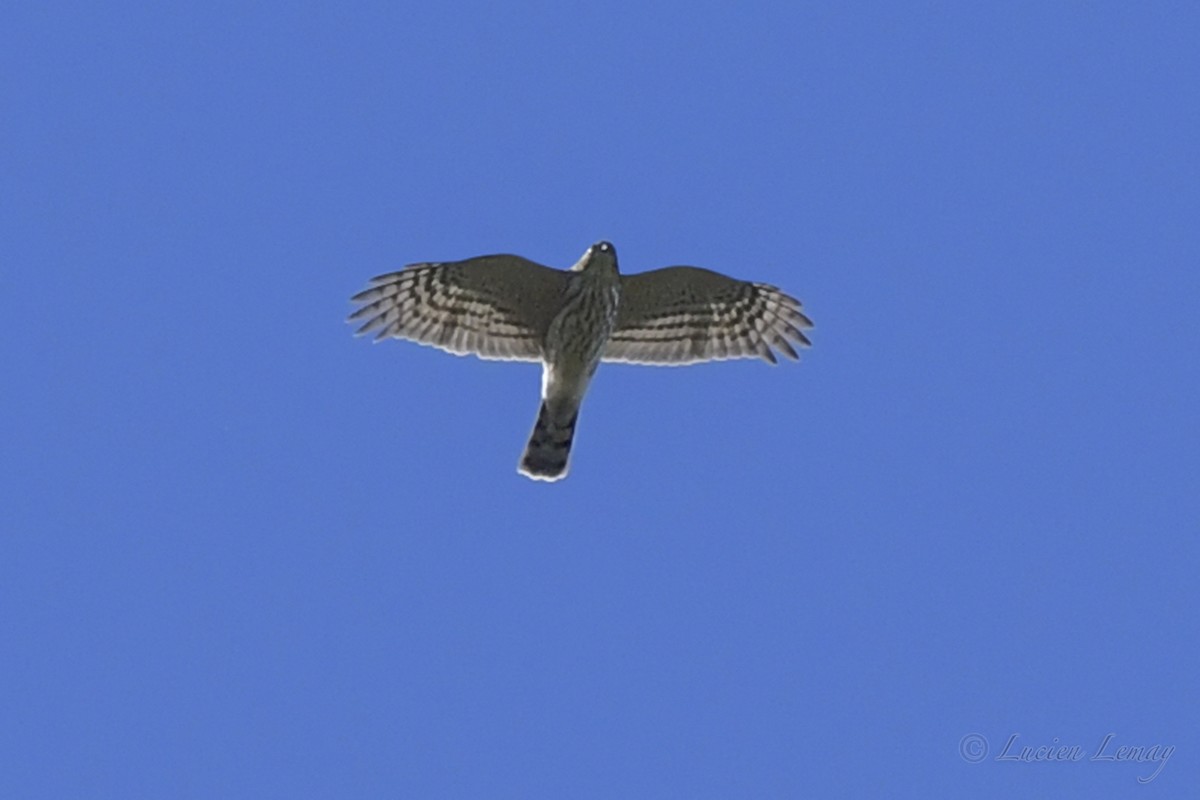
<box><xmin>573</xmin><ymin>240</ymin><xmax>618</xmax><ymax>273</ymax></box>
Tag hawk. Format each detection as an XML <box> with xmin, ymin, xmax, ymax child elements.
<box><xmin>348</xmin><ymin>242</ymin><xmax>813</xmax><ymax>481</ymax></box>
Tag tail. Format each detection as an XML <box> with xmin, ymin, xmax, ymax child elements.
<box><xmin>518</xmin><ymin>400</ymin><xmax>580</xmax><ymax>481</ymax></box>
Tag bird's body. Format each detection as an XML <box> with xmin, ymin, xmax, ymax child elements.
<box><xmin>349</xmin><ymin>241</ymin><xmax>812</xmax><ymax>481</ymax></box>
<box><xmin>520</xmin><ymin>244</ymin><xmax>620</xmax><ymax>479</ymax></box>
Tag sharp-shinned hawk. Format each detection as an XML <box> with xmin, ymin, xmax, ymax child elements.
<box><xmin>348</xmin><ymin>242</ymin><xmax>813</xmax><ymax>481</ymax></box>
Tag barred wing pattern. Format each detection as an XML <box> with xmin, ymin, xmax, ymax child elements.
<box><xmin>348</xmin><ymin>255</ymin><xmax>571</xmax><ymax>361</ymax></box>
<box><xmin>603</xmin><ymin>267</ymin><xmax>813</xmax><ymax>365</ymax></box>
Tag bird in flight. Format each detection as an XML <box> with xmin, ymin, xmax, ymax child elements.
<box><xmin>348</xmin><ymin>242</ymin><xmax>813</xmax><ymax>481</ymax></box>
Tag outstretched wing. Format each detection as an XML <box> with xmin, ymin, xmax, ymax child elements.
<box><xmin>604</xmin><ymin>267</ymin><xmax>813</xmax><ymax>365</ymax></box>
<box><xmin>348</xmin><ymin>255</ymin><xmax>571</xmax><ymax>361</ymax></box>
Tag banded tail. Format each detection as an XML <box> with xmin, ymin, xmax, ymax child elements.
<box><xmin>519</xmin><ymin>400</ymin><xmax>580</xmax><ymax>481</ymax></box>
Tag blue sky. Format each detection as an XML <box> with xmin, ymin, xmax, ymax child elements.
<box><xmin>3</xmin><ymin>2</ymin><xmax>1197</xmax><ymax>797</ymax></box>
